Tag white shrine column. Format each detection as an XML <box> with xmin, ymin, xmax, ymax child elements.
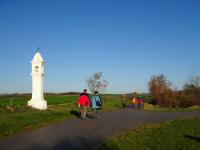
<box><xmin>28</xmin><ymin>52</ymin><xmax>47</xmax><ymax>110</ymax></box>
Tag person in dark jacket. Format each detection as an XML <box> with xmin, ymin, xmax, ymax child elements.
<box><xmin>80</xmin><ymin>89</ymin><xmax>90</xmax><ymax>98</ymax></box>
<box><xmin>77</xmin><ymin>89</ymin><xmax>91</xmax><ymax>120</ymax></box>
<box><xmin>138</xmin><ymin>96</ymin><xmax>144</xmax><ymax>109</ymax></box>
<box><xmin>121</xmin><ymin>94</ymin><xmax>126</xmax><ymax>109</ymax></box>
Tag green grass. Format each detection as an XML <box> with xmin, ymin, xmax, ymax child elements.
<box><xmin>144</xmin><ymin>103</ymin><xmax>200</xmax><ymax>112</ymax></box>
<box><xmin>0</xmin><ymin>94</ymin><xmax>121</xmax><ymax>138</ymax></box>
<box><xmin>0</xmin><ymin>95</ymin><xmax>79</xmax><ymax>106</ymax></box>
<box><xmin>0</xmin><ymin>94</ymin><xmax>199</xmax><ymax>138</ymax></box>
<box><xmin>99</xmin><ymin>118</ymin><xmax>200</xmax><ymax>150</ymax></box>
<box><xmin>0</xmin><ymin>105</ymin><xmax>72</xmax><ymax>137</ymax></box>
<box><xmin>0</xmin><ymin>96</ymin><xmax>30</xmax><ymax>106</ymax></box>
<box><xmin>101</xmin><ymin>95</ymin><xmax>122</xmax><ymax>111</ymax></box>
<box><xmin>46</xmin><ymin>95</ymin><xmax>79</xmax><ymax>105</ymax></box>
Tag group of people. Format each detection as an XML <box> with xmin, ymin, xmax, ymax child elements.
<box><xmin>131</xmin><ymin>96</ymin><xmax>145</xmax><ymax>109</ymax></box>
<box><xmin>77</xmin><ymin>89</ymin><xmax>102</xmax><ymax>120</ymax></box>
<box><xmin>121</xmin><ymin>95</ymin><xmax>145</xmax><ymax>109</ymax></box>
<box><xmin>77</xmin><ymin>90</ymin><xmax>145</xmax><ymax>120</ymax></box>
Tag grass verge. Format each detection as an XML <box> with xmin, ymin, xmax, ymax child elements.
<box><xmin>98</xmin><ymin>118</ymin><xmax>200</xmax><ymax>150</ymax></box>
<box><xmin>144</xmin><ymin>103</ymin><xmax>200</xmax><ymax>112</ymax></box>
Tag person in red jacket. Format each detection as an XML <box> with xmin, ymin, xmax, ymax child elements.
<box><xmin>77</xmin><ymin>89</ymin><xmax>91</xmax><ymax>120</ymax></box>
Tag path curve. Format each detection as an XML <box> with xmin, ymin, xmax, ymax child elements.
<box><xmin>0</xmin><ymin>109</ymin><xmax>200</xmax><ymax>150</ymax></box>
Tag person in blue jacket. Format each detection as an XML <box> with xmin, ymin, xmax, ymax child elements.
<box><xmin>91</xmin><ymin>91</ymin><xmax>102</xmax><ymax>119</ymax></box>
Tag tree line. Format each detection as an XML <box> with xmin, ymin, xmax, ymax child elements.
<box><xmin>148</xmin><ymin>74</ymin><xmax>200</xmax><ymax>107</ymax></box>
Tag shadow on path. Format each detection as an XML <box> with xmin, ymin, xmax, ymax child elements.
<box><xmin>70</xmin><ymin>110</ymin><xmax>80</xmax><ymax>118</ymax></box>
<box><xmin>28</xmin><ymin>136</ymin><xmax>120</xmax><ymax>150</ymax></box>
<box><xmin>70</xmin><ymin>110</ymin><xmax>96</xmax><ymax>119</ymax></box>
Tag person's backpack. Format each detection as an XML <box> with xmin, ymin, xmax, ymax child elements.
<box><xmin>95</xmin><ymin>95</ymin><xmax>102</xmax><ymax>107</ymax></box>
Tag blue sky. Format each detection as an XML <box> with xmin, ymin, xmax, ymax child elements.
<box><xmin>0</xmin><ymin>0</ymin><xmax>200</xmax><ymax>93</ymax></box>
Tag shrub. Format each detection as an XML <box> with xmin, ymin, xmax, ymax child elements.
<box><xmin>148</xmin><ymin>75</ymin><xmax>200</xmax><ymax>108</ymax></box>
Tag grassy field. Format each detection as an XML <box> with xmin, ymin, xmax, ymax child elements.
<box><xmin>0</xmin><ymin>94</ymin><xmax>122</xmax><ymax>137</ymax></box>
<box><xmin>0</xmin><ymin>94</ymin><xmax>199</xmax><ymax>138</ymax></box>
<box><xmin>0</xmin><ymin>95</ymin><xmax>79</xmax><ymax>106</ymax></box>
<box><xmin>98</xmin><ymin>118</ymin><xmax>200</xmax><ymax>150</ymax></box>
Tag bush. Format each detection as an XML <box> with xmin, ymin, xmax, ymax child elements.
<box><xmin>148</xmin><ymin>75</ymin><xmax>200</xmax><ymax>108</ymax></box>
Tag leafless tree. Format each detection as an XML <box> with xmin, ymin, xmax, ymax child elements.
<box><xmin>182</xmin><ymin>76</ymin><xmax>200</xmax><ymax>106</ymax></box>
<box><xmin>86</xmin><ymin>72</ymin><xmax>108</xmax><ymax>94</ymax></box>
<box><xmin>190</xmin><ymin>76</ymin><xmax>200</xmax><ymax>88</ymax></box>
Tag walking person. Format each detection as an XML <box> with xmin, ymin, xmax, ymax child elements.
<box><xmin>121</xmin><ymin>94</ymin><xmax>126</xmax><ymax>109</ymax></box>
<box><xmin>138</xmin><ymin>96</ymin><xmax>143</xmax><ymax>109</ymax></box>
<box><xmin>131</xmin><ymin>96</ymin><xmax>137</xmax><ymax>108</ymax></box>
<box><xmin>140</xmin><ymin>96</ymin><xmax>145</xmax><ymax>109</ymax></box>
<box><xmin>91</xmin><ymin>91</ymin><xmax>101</xmax><ymax>119</ymax></box>
<box><xmin>77</xmin><ymin>89</ymin><xmax>91</xmax><ymax>120</ymax></box>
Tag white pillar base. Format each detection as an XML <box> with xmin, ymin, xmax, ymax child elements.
<box><xmin>28</xmin><ymin>99</ymin><xmax>47</xmax><ymax>110</ymax></box>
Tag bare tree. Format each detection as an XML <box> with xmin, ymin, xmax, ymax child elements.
<box><xmin>183</xmin><ymin>76</ymin><xmax>200</xmax><ymax>90</ymax></box>
<box><xmin>86</xmin><ymin>72</ymin><xmax>108</xmax><ymax>94</ymax></box>
<box><xmin>190</xmin><ymin>76</ymin><xmax>200</xmax><ymax>88</ymax></box>
<box><xmin>183</xmin><ymin>76</ymin><xmax>200</xmax><ymax>106</ymax></box>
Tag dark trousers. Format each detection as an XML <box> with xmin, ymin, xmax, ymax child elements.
<box><xmin>93</xmin><ymin>108</ymin><xmax>99</xmax><ymax>118</ymax></box>
<box><xmin>138</xmin><ymin>103</ymin><xmax>141</xmax><ymax>109</ymax></box>
<box><xmin>122</xmin><ymin>102</ymin><xmax>126</xmax><ymax>108</ymax></box>
<box><xmin>132</xmin><ymin>104</ymin><xmax>135</xmax><ymax>108</ymax></box>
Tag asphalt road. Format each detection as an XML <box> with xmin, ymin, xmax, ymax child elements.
<box><xmin>0</xmin><ymin>109</ymin><xmax>200</xmax><ymax>150</ymax></box>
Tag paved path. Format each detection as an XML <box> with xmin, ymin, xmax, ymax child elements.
<box><xmin>0</xmin><ymin>109</ymin><xmax>200</xmax><ymax>150</ymax></box>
